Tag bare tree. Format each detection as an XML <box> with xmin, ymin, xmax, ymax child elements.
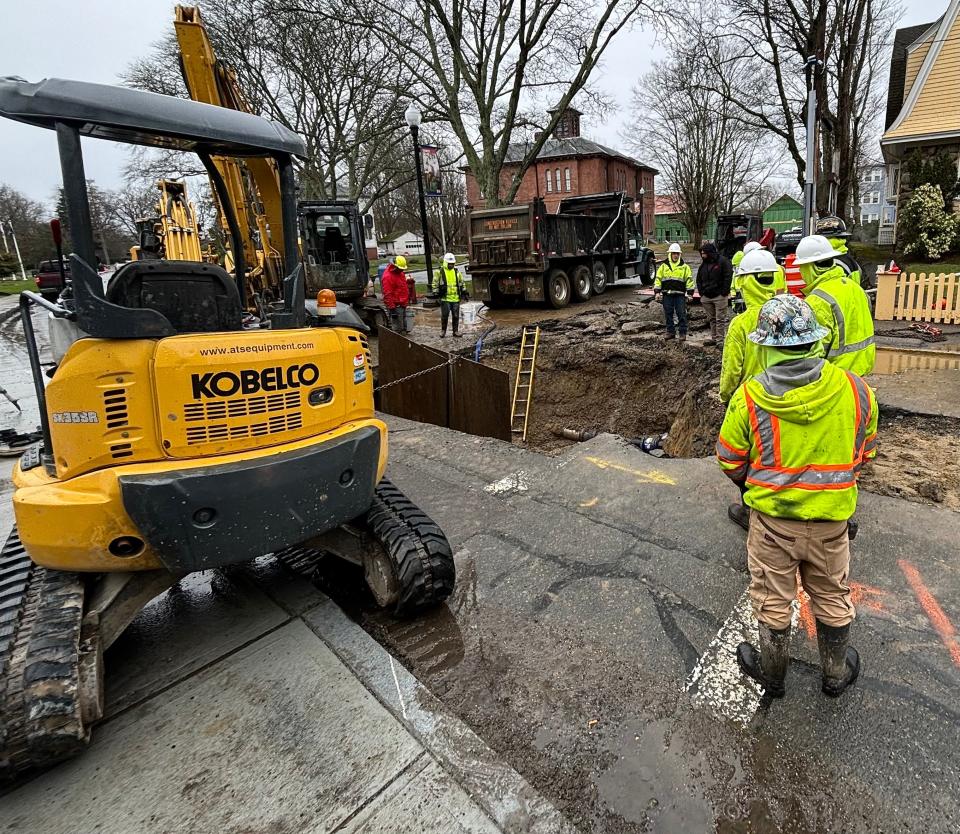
<box><xmin>0</xmin><ymin>184</ymin><xmax>52</xmax><ymax>268</ymax></box>
<box><xmin>308</xmin><ymin>0</ymin><xmax>663</xmax><ymax>207</ymax></box>
<box><xmin>124</xmin><ymin>0</ymin><xmax>413</xmax><ymax>213</ymax></box>
<box><xmin>626</xmin><ymin>54</ymin><xmax>778</xmax><ymax>246</ymax></box>
<box><xmin>666</xmin><ymin>0</ymin><xmax>900</xmax><ymax>222</ymax></box>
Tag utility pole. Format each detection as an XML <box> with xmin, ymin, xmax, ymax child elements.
<box><xmin>802</xmin><ymin>55</ymin><xmax>824</xmax><ymax>235</ymax></box>
<box><xmin>7</xmin><ymin>221</ymin><xmax>26</xmax><ymax>280</ymax></box>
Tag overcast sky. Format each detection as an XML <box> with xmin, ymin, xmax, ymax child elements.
<box><xmin>0</xmin><ymin>0</ymin><xmax>941</xmax><ymax>208</ymax></box>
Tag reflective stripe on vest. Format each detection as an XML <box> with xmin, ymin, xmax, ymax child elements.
<box><xmin>811</xmin><ymin>287</ymin><xmax>875</xmax><ymax>358</ymax></box>
<box><xmin>742</xmin><ymin>383</ymin><xmax>870</xmax><ymax>491</ymax></box>
<box><xmin>846</xmin><ymin>371</ymin><xmax>872</xmax><ymax>468</ymax></box>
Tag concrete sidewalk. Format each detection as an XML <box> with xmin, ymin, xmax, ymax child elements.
<box><xmin>0</xmin><ymin>551</ymin><xmax>574</xmax><ymax>833</ymax></box>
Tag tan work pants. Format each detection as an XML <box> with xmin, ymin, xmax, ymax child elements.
<box><xmin>747</xmin><ymin>510</ymin><xmax>855</xmax><ymax>630</ymax></box>
<box><xmin>701</xmin><ymin>295</ymin><xmax>728</xmax><ymax>340</ymax></box>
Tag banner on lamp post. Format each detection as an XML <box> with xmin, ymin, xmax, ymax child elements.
<box><xmin>420</xmin><ymin>145</ymin><xmax>442</xmax><ymax>197</ymax></box>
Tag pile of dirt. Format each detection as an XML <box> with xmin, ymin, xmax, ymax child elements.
<box><xmin>860</xmin><ymin>413</ymin><xmax>960</xmax><ymax>512</ymax></box>
<box><xmin>484</xmin><ymin>304</ymin><xmax>960</xmax><ymax>513</ymax></box>
<box><xmin>484</xmin><ymin>303</ymin><xmax>724</xmax><ymax>454</ymax></box>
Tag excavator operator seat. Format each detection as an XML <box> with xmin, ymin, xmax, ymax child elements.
<box><xmin>324</xmin><ymin>226</ymin><xmax>348</xmax><ymax>264</ymax></box>
<box><xmin>105</xmin><ymin>260</ymin><xmax>243</xmax><ymax>333</ymax></box>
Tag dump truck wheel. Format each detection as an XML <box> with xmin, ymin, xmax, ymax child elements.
<box><xmin>642</xmin><ymin>255</ymin><xmax>656</xmax><ymax>286</ymax></box>
<box><xmin>592</xmin><ymin>261</ymin><xmax>608</xmax><ymax>295</ymax></box>
<box><xmin>571</xmin><ymin>266</ymin><xmax>592</xmax><ymax>302</ymax></box>
<box><xmin>364</xmin><ymin>479</ymin><xmax>455</xmax><ymax>615</ymax></box>
<box><xmin>545</xmin><ymin>269</ymin><xmax>571</xmax><ymax>309</ymax></box>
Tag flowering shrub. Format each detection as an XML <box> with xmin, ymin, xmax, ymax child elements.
<box><xmin>899</xmin><ymin>183</ymin><xmax>958</xmax><ymax>259</ymax></box>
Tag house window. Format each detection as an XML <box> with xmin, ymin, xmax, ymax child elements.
<box><xmin>555</xmin><ymin>169</ymin><xmax>561</xmax><ymax>194</ymax></box>
<box><xmin>864</xmin><ymin>191</ymin><xmax>880</xmax><ymax>205</ymax></box>
<box><xmin>564</xmin><ymin>167</ymin><xmax>571</xmax><ymax>192</ymax></box>
<box><xmin>865</xmin><ymin>170</ymin><xmax>882</xmax><ymax>183</ymax></box>
<box><xmin>545</xmin><ymin>170</ymin><xmax>552</xmax><ymax>193</ymax></box>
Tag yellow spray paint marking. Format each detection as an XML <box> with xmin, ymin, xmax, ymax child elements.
<box><xmin>584</xmin><ymin>456</ymin><xmax>677</xmax><ymax>486</ymax></box>
<box><xmin>580</xmin><ymin>497</ymin><xmax>599</xmax><ymax>508</ymax></box>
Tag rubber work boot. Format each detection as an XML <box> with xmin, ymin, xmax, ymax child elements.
<box><xmin>679</xmin><ymin>334</ymin><xmax>687</xmax><ymax>342</ymax></box>
<box><xmin>665</xmin><ymin>333</ymin><xmax>676</xmax><ymax>340</ymax></box>
<box><xmin>817</xmin><ymin>620</ymin><xmax>860</xmax><ymax>697</ymax></box>
<box><xmin>728</xmin><ymin>502</ymin><xmax>750</xmax><ymax>531</ymax></box>
<box><xmin>736</xmin><ymin>624</ymin><xmax>791</xmax><ymax>698</ymax></box>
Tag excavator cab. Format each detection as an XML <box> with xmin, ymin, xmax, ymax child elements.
<box><xmin>0</xmin><ymin>77</ymin><xmax>454</xmax><ymax>780</ymax></box>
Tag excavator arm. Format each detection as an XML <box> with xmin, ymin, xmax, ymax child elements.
<box><xmin>174</xmin><ymin>4</ymin><xmax>285</xmax><ymax>298</ymax></box>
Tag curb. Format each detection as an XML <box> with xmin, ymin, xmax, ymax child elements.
<box><xmin>303</xmin><ymin>596</ymin><xmax>580</xmax><ymax>834</ymax></box>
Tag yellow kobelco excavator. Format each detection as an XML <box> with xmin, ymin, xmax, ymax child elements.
<box><xmin>0</xmin><ymin>76</ymin><xmax>454</xmax><ymax>779</ymax></box>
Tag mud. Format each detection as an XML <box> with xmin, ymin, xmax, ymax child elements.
<box><xmin>482</xmin><ymin>302</ymin><xmax>726</xmax><ymax>456</ymax></box>
<box><xmin>861</xmin><ymin>413</ymin><xmax>960</xmax><ymax>511</ymax></box>
<box><xmin>310</xmin><ymin>555</ymin><xmax>863</xmax><ymax>834</ymax></box>
<box><xmin>479</xmin><ymin>304</ymin><xmax>960</xmax><ymax>513</ymax></box>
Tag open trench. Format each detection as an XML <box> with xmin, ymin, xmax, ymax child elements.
<box><xmin>481</xmin><ymin>303</ymin><xmax>960</xmax><ymax>512</ymax></box>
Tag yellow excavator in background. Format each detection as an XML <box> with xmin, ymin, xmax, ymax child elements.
<box><xmin>129</xmin><ymin>179</ymin><xmax>209</xmax><ymax>263</ymax></box>
<box><xmin>0</xmin><ymin>76</ymin><xmax>454</xmax><ymax>780</ymax></box>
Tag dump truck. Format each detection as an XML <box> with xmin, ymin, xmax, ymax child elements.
<box><xmin>0</xmin><ymin>76</ymin><xmax>455</xmax><ymax>780</ymax></box>
<box><xmin>468</xmin><ymin>192</ymin><xmax>655</xmax><ymax>309</ymax></box>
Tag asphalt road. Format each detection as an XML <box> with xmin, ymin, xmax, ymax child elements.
<box><xmin>334</xmin><ymin>420</ymin><xmax>960</xmax><ymax>834</ymax></box>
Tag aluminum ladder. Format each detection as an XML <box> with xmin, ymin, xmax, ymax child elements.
<box><xmin>511</xmin><ymin>326</ymin><xmax>540</xmax><ymax>441</ymax></box>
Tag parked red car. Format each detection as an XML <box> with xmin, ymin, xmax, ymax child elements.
<box><xmin>34</xmin><ymin>259</ymin><xmax>69</xmax><ymax>300</ymax></box>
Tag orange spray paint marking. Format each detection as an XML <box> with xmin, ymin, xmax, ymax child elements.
<box><xmin>898</xmin><ymin>559</ymin><xmax>960</xmax><ymax>669</ymax></box>
<box><xmin>796</xmin><ymin>578</ymin><xmax>816</xmax><ymax>639</ymax></box>
<box><xmin>795</xmin><ymin>578</ymin><xmax>890</xmax><ymax>641</ymax></box>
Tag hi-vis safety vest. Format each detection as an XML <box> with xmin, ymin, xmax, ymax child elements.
<box><xmin>434</xmin><ymin>266</ymin><xmax>463</xmax><ymax>302</ymax></box>
<box><xmin>802</xmin><ymin>267</ymin><xmax>875</xmax><ymax>376</ymax></box>
<box><xmin>654</xmin><ymin>258</ymin><xmax>694</xmax><ymax>294</ymax></box>
<box><xmin>716</xmin><ymin>359</ymin><xmax>878</xmax><ymax>521</ymax></box>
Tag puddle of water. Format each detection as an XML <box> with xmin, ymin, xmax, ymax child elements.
<box><xmin>872</xmin><ymin>347</ymin><xmax>960</xmax><ymax>375</ymax></box>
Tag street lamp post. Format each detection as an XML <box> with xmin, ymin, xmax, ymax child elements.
<box><xmin>404</xmin><ymin>104</ymin><xmax>433</xmax><ymax>292</ymax></box>
<box><xmin>7</xmin><ymin>221</ymin><xmax>26</xmax><ymax>280</ymax></box>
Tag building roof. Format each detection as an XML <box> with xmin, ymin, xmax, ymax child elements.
<box><xmin>503</xmin><ymin>136</ymin><xmax>658</xmax><ymax>173</ymax></box>
<box><xmin>885</xmin><ymin>21</ymin><xmax>940</xmax><ymax>130</ymax></box>
<box><xmin>380</xmin><ymin>230</ymin><xmax>422</xmax><ymax>243</ymax></box>
<box><xmin>765</xmin><ymin>193</ymin><xmax>802</xmax><ymax>209</ymax></box>
<box><xmin>882</xmin><ymin>1</ymin><xmax>960</xmax><ymax>154</ymax></box>
<box><xmin>655</xmin><ymin>195</ymin><xmax>684</xmax><ymax>214</ymax></box>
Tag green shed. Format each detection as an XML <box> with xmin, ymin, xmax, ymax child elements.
<box><xmin>762</xmin><ymin>194</ymin><xmax>803</xmax><ymax>233</ymax></box>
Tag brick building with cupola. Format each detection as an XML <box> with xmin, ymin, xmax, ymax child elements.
<box><xmin>465</xmin><ymin>107</ymin><xmax>658</xmax><ymax>239</ymax></box>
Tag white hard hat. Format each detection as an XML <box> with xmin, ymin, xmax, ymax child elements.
<box><xmin>743</xmin><ymin>241</ymin><xmax>762</xmax><ymax>255</ymax></box>
<box><xmin>739</xmin><ymin>249</ymin><xmax>778</xmax><ymax>274</ymax></box>
<box><xmin>668</xmin><ymin>243</ymin><xmax>682</xmax><ymax>254</ymax></box>
<box><xmin>793</xmin><ymin>234</ymin><xmax>843</xmax><ymax>266</ymax></box>
<box><xmin>443</xmin><ymin>252</ymin><xmax>456</xmax><ymax>264</ymax></box>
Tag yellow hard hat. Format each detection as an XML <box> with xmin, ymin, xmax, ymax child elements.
<box><xmin>394</xmin><ymin>255</ymin><xmax>408</xmax><ymax>269</ymax></box>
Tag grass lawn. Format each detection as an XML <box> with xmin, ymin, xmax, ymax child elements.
<box><xmin>0</xmin><ymin>279</ymin><xmax>31</xmax><ymax>295</ymax></box>
<box><xmin>852</xmin><ymin>242</ymin><xmax>960</xmax><ymax>276</ymax></box>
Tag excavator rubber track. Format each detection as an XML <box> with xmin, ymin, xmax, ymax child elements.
<box><xmin>0</xmin><ymin>527</ymin><xmax>89</xmax><ymax>782</ymax></box>
<box><xmin>278</xmin><ymin>478</ymin><xmax>456</xmax><ymax>615</ymax></box>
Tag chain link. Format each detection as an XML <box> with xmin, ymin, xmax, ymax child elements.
<box><xmin>374</xmin><ymin>355</ymin><xmax>458</xmax><ymax>393</ymax></box>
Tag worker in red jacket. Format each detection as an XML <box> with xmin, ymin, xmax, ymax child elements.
<box><xmin>381</xmin><ymin>255</ymin><xmax>410</xmax><ymax>333</ymax></box>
